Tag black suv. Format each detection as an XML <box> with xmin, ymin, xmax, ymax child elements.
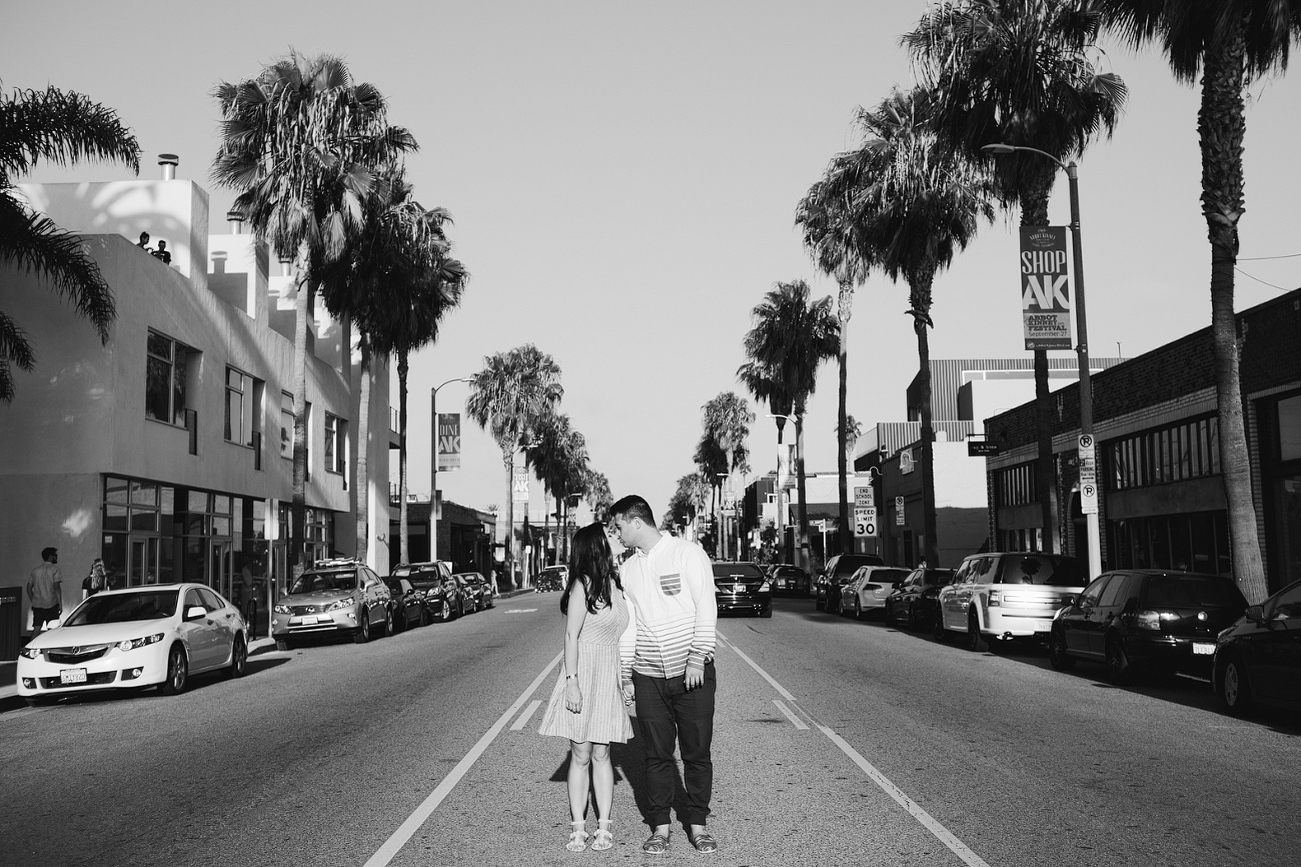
<box><xmin>816</xmin><ymin>553</ymin><xmax>885</xmax><ymax>611</ymax></box>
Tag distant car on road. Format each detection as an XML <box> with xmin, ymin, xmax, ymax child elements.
<box><xmin>535</xmin><ymin>565</ymin><xmax>568</xmax><ymax>593</ymax></box>
<box><xmin>766</xmin><ymin>564</ymin><xmax>810</xmax><ymax>596</ymax></box>
<box><xmin>1050</xmin><ymin>570</ymin><xmax>1247</xmax><ymax>682</ymax></box>
<box><xmin>456</xmin><ymin>572</ymin><xmax>494</xmax><ymax>610</ymax></box>
<box><xmin>1213</xmin><ymin>578</ymin><xmax>1301</xmax><ymax>715</ymax></box>
<box><xmin>395</xmin><ymin>562</ymin><xmax>461</xmax><ymax>622</ymax></box>
<box><xmin>816</xmin><ymin>553</ymin><xmax>885</xmax><ymax>612</ymax></box>
<box><xmin>384</xmin><ymin>575</ymin><xmax>429</xmax><ymax>632</ymax></box>
<box><xmin>272</xmin><ymin>559</ymin><xmax>392</xmax><ymax>649</ymax></box>
<box><xmin>17</xmin><ymin>583</ymin><xmax>247</xmax><ymax>706</ymax></box>
<box><xmin>839</xmin><ymin>566</ymin><xmax>910</xmax><ymax>619</ymax></box>
<box><xmin>935</xmin><ymin>552</ymin><xmax>1085</xmax><ymax>651</ymax></box>
<box><xmin>884</xmin><ymin>568</ymin><xmax>955</xmax><ymax>630</ymax></box>
<box><xmin>712</xmin><ymin>562</ymin><xmax>772</xmax><ymax>618</ymax></box>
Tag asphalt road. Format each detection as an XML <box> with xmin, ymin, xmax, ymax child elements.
<box><xmin>2</xmin><ymin>594</ymin><xmax>1298</xmax><ymax>867</ymax></box>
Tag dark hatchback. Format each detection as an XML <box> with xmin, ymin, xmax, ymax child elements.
<box><xmin>384</xmin><ymin>576</ymin><xmax>428</xmax><ymax>632</ymax></box>
<box><xmin>1049</xmin><ymin>570</ymin><xmax>1248</xmax><ymax>682</ymax></box>
<box><xmin>395</xmin><ymin>562</ymin><xmax>462</xmax><ymax>622</ymax></box>
<box><xmin>1213</xmin><ymin>578</ymin><xmax>1301</xmax><ymax>716</ymax></box>
<box><xmin>712</xmin><ymin>562</ymin><xmax>772</xmax><ymax>618</ymax></box>
<box><xmin>884</xmin><ymin>568</ymin><xmax>955</xmax><ymax>630</ymax></box>
<box><xmin>767</xmin><ymin>564</ymin><xmax>810</xmax><ymax>596</ymax></box>
<box><xmin>816</xmin><ymin>553</ymin><xmax>885</xmax><ymax>611</ymax></box>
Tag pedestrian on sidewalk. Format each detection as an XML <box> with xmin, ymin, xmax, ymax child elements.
<box><xmin>537</xmin><ymin>522</ymin><xmax>634</xmax><ymax>853</ymax></box>
<box><xmin>82</xmin><ymin>558</ymin><xmax>108</xmax><ymax>599</ymax></box>
<box><xmin>609</xmin><ymin>495</ymin><xmax>719</xmax><ymax>855</ymax></box>
<box><xmin>27</xmin><ymin>547</ymin><xmax>63</xmax><ymax>636</ymax></box>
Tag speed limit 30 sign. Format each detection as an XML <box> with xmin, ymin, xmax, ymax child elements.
<box><xmin>854</xmin><ymin>506</ymin><xmax>877</xmax><ymax>538</ymax></box>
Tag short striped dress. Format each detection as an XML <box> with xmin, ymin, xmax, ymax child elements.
<box><xmin>538</xmin><ymin>589</ymin><xmax>634</xmax><ymax>744</ymax></box>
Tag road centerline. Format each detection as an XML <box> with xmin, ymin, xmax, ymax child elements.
<box><xmin>361</xmin><ymin>650</ymin><xmax>562</xmax><ymax>867</ymax></box>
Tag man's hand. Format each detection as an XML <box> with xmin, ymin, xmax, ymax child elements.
<box><xmin>684</xmin><ymin>660</ymin><xmax>705</xmax><ymax>690</ymax></box>
<box><xmin>622</xmin><ymin>680</ymin><xmax>635</xmax><ymax>706</ymax></box>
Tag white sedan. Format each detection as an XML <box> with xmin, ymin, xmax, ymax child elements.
<box><xmin>839</xmin><ymin>566</ymin><xmax>911</xmax><ymax>619</ymax></box>
<box><xmin>17</xmin><ymin>583</ymin><xmax>248</xmax><ymax>706</ymax></box>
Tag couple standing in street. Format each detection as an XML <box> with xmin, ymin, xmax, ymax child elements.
<box><xmin>537</xmin><ymin>495</ymin><xmax>719</xmax><ymax>855</ymax></box>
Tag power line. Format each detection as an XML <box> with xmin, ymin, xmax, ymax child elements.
<box><xmin>1238</xmin><ymin>252</ymin><xmax>1301</xmax><ymax>261</ymax></box>
<box><xmin>1234</xmin><ymin>267</ymin><xmax>1291</xmax><ymax>292</ymax></box>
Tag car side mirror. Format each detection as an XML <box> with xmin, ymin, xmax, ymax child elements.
<box><xmin>44</xmin><ymin>619</ymin><xmax>61</xmax><ymax>630</ymax></box>
<box><xmin>185</xmin><ymin>605</ymin><xmax>207</xmax><ymax>621</ymax></box>
<box><xmin>1244</xmin><ymin>604</ymin><xmax>1265</xmax><ymax>624</ymax></box>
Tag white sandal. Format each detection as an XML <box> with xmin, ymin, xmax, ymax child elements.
<box><xmin>566</xmin><ymin>820</ymin><xmax>589</xmax><ymax>852</ymax></box>
<box><xmin>591</xmin><ymin>819</ymin><xmax>614</xmax><ymax>851</ymax></box>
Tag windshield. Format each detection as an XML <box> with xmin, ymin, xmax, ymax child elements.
<box><xmin>1145</xmin><ymin>575</ymin><xmax>1246</xmax><ymax>608</ymax></box>
<box><xmin>922</xmin><ymin>570</ymin><xmax>955</xmax><ymax>587</ymax></box>
<box><xmin>864</xmin><ymin>569</ymin><xmax>909</xmax><ymax>585</ymax></box>
<box><xmin>290</xmin><ymin>570</ymin><xmax>357</xmax><ymax>594</ymax></box>
<box><xmin>64</xmin><ymin>590</ymin><xmax>179</xmax><ymax>626</ymax></box>
<box><xmin>999</xmin><ymin>555</ymin><xmax>1084</xmax><ymax>587</ymax></box>
<box><xmin>833</xmin><ymin>555</ymin><xmax>884</xmax><ymax>578</ymax></box>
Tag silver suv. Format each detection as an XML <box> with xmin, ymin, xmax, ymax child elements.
<box><xmin>272</xmin><ymin>559</ymin><xmax>392</xmax><ymax>649</ymax></box>
<box><xmin>934</xmin><ymin>552</ymin><xmax>1085</xmax><ymax>651</ymax></box>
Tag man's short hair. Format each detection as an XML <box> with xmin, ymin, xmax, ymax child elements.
<box><xmin>609</xmin><ymin>495</ymin><xmax>655</xmax><ymax>527</ymax></box>
<box><xmin>41</xmin><ymin>547</ymin><xmax>58</xmax><ymax>561</ymax></box>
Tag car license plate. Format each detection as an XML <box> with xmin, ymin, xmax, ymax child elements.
<box><xmin>1193</xmin><ymin>642</ymin><xmax>1215</xmax><ymax>656</ymax></box>
<box><xmin>297</xmin><ymin>615</ymin><xmax>318</xmax><ymax>625</ymax></box>
<box><xmin>60</xmin><ymin>668</ymin><xmax>88</xmax><ymax>684</ymax></box>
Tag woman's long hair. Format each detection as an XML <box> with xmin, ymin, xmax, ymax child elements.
<box><xmin>561</xmin><ymin>522</ymin><xmax>623</xmax><ymax>615</ymax></box>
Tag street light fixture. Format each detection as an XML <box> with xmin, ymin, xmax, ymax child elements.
<box><xmin>981</xmin><ymin>142</ymin><xmax>1101</xmax><ymax>581</ymax></box>
<box><xmin>430</xmin><ymin>376</ymin><xmax>471</xmax><ymax>562</ymax></box>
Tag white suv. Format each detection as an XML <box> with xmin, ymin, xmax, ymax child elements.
<box><xmin>934</xmin><ymin>553</ymin><xmax>1086</xmax><ymax>651</ymax></box>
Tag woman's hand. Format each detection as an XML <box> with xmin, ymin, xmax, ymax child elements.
<box><xmin>565</xmin><ymin>680</ymin><xmax>583</xmax><ymax>714</ymax></box>
<box><xmin>621</xmin><ymin>680</ymin><xmax>634</xmax><ymax>707</ymax></box>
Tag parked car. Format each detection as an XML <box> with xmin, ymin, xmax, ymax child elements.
<box><xmin>816</xmin><ymin>553</ymin><xmax>885</xmax><ymax>611</ymax></box>
<box><xmin>883</xmin><ymin>568</ymin><xmax>955</xmax><ymax>630</ymax></box>
<box><xmin>712</xmin><ymin>562</ymin><xmax>772</xmax><ymax>617</ymax></box>
<box><xmin>1213</xmin><ymin>578</ymin><xmax>1301</xmax><ymax>715</ymax></box>
<box><xmin>766</xmin><ymin>564</ymin><xmax>809</xmax><ymax>596</ymax></box>
<box><xmin>839</xmin><ymin>566</ymin><xmax>911</xmax><ymax>619</ymax></box>
<box><xmin>935</xmin><ymin>552</ymin><xmax>1085</xmax><ymax>651</ymax></box>
<box><xmin>1049</xmin><ymin>570</ymin><xmax>1247</xmax><ymax>682</ymax></box>
<box><xmin>271</xmin><ymin>558</ymin><xmax>392</xmax><ymax>649</ymax></box>
<box><xmin>17</xmin><ymin>583</ymin><xmax>248</xmax><ymax>705</ymax></box>
<box><xmin>457</xmin><ymin>572</ymin><xmax>494</xmax><ymax>609</ymax></box>
<box><xmin>395</xmin><ymin>561</ymin><xmax>461</xmax><ymax>622</ymax></box>
<box><xmin>535</xmin><ymin>565</ymin><xmax>569</xmax><ymax>593</ymax></box>
<box><xmin>384</xmin><ymin>576</ymin><xmax>428</xmax><ymax>632</ymax></box>
<box><xmin>451</xmin><ymin>572</ymin><xmax>489</xmax><ymax>612</ymax></box>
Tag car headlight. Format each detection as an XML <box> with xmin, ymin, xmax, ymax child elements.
<box><xmin>18</xmin><ymin>647</ymin><xmax>41</xmax><ymax>659</ymax></box>
<box><xmin>118</xmin><ymin>633</ymin><xmax>165</xmax><ymax>652</ymax></box>
<box><xmin>274</xmin><ymin>604</ymin><xmax>293</xmax><ymax>614</ymax></box>
<box><xmin>326</xmin><ymin>596</ymin><xmax>355</xmax><ymax>612</ymax></box>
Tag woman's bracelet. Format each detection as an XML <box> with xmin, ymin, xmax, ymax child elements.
<box><xmin>565</xmin><ymin>673</ymin><xmax>577</xmax><ymax>680</ymax></box>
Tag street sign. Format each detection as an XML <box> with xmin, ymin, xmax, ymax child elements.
<box><xmin>968</xmin><ymin>439</ymin><xmax>1000</xmax><ymax>457</ymax></box>
<box><xmin>854</xmin><ymin>506</ymin><xmax>877</xmax><ymax>538</ymax></box>
<box><xmin>1078</xmin><ymin>434</ymin><xmax>1098</xmax><ymax>515</ymax></box>
<box><xmin>854</xmin><ymin>485</ymin><xmax>874</xmax><ymax>508</ymax></box>
<box><xmin>895</xmin><ymin>496</ymin><xmax>906</xmax><ymax>526</ymax></box>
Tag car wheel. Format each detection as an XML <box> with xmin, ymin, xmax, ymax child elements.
<box><xmin>1048</xmin><ymin>628</ymin><xmax>1076</xmax><ymax>671</ymax></box>
<box><xmin>440</xmin><ymin>600</ymin><xmax>451</xmax><ymax>621</ymax></box>
<box><xmin>381</xmin><ymin>607</ymin><xmax>394</xmax><ymax>637</ymax></box>
<box><xmin>1218</xmin><ymin>655</ymin><xmax>1252</xmax><ymax>715</ymax></box>
<box><xmin>854</xmin><ymin>599</ymin><xmax>865</xmax><ymax>621</ymax></box>
<box><xmin>965</xmin><ymin>609</ymin><xmax>984</xmax><ymax>652</ymax></box>
<box><xmin>391</xmin><ymin>608</ymin><xmax>405</xmax><ymax>634</ymax></box>
<box><xmin>161</xmin><ymin>644</ymin><xmax>188</xmax><ymax>695</ymax></box>
<box><xmin>907</xmin><ymin>602</ymin><xmax>922</xmax><ymax>631</ymax></box>
<box><xmin>419</xmin><ymin>605</ymin><xmax>429</xmax><ymax>627</ymax></box>
<box><xmin>760</xmin><ymin>605</ymin><xmax>772</xmax><ymax>618</ymax></box>
<box><xmin>354</xmin><ymin>608</ymin><xmax>372</xmax><ymax>644</ymax></box>
<box><xmin>227</xmin><ymin>634</ymin><xmax>248</xmax><ymax>678</ymax></box>
<box><xmin>1103</xmin><ymin>635</ymin><xmax>1130</xmax><ymax>683</ymax></box>
<box><xmin>932</xmin><ymin>613</ymin><xmax>948</xmax><ymax>643</ymax></box>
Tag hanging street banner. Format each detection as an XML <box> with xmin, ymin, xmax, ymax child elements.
<box><xmin>513</xmin><ymin>466</ymin><xmax>529</xmax><ymax>502</ymax></box>
<box><xmin>1020</xmin><ymin>226</ymin><xmax>1073</xmax><ymax>350</ymax></box>
<box><xmin>437</xmin><ymin>413</ymin><xmax>462</xmax><ymax>471</ymax></box>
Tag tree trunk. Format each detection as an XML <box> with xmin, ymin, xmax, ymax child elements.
<box><xmin>795</xmin><ymin>410</ymin><xmax>811</xmax><ymax>574</ymax></box>
<box><xmin>1200</xmin><ymin>31</ymin><xmax>1266</xmax><ymax>602</ymax></box>
<box><xmin>837</xmin><ymin>280</ymin><xmax>853</xmax><ymax>554</ymax></box>
<box><xmin>290</xmin><ymin>252</ymin><xmax>311</xmax><ymax>570</ymax></box>
<box><xmin>1021</xmin><ymin>188</ymin><xmax>1059</xmax><ymax>555</ymax></box>
<box><xmin>504</xmin><ymin>451</ymin><xmax>515</xmax><ymax>587</ymax></box>
<box><xmin>913</xmin><ymin>289</ymin><xmax>941</xmax><ymax>568</ymax></box>
<box><xmin>398</xmin><ymin>350</ymin><xmax>410</xmax><ymax>566</ymax></box>
<box><xmin>775</xmin><ymin>420</ymin><xmax>786</xmax><ymax>564</ymax></box>
<box><xmin>354</xmin><ymin>341</ymin><xmax>372</xmax><ymax>566</ymax></box>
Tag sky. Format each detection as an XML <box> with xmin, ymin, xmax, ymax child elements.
<box><xmin>5</xmin><ymin>1</ymin><xmax>1300</xmax><ymax>526</ymax></box>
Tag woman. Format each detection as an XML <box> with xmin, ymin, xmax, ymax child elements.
<box><xmin>537</xmin><ymin>522</ymin><xmax>634</xmax><ymax>852</ymax></box>
<box><xmin>82</xmin><ymin>559</ymin><xmax>108</xmax><ymax>599</ymax></box>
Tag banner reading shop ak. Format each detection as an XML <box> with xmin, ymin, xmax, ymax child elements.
<box><xmin>437</xmin><ymin>413</ymin><xmax>461</xmax><ymax>471</ymax></box>
<box><xmin>1020</xmin><ymin>226</ymin><xmax>1072</xmax><ymax>350</ymax></box>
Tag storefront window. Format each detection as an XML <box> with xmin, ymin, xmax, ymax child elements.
<box><xmin>1280</xmin><ymin>394</ymin><xmax>1301</xmax><ymax>462</ymax></box>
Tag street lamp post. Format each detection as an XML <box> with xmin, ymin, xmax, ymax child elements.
<box><xmin>430</xmin><ymin>377</ymin><xmax>470</xmax><ymax>563</ymax></box>
<box><xmin>983</xmin><ymin>143</ymin><xmax>1101</xmax><ymax>580</ymax></box>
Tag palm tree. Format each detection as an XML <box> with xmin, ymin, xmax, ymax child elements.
<box><xmin>212</xmin><ymin>51</ymin><xmax>416</xmax><ymax>568</ymax></box>
<box><xmin>527</xmin><ymin>413</ymin><xmax>589</xmax><ymax>564</ymax></box>
<box><xmin>737</xmin><ymin>359</ymin><xmax>795</xmax><ymax>561</ymax></box>
<box><xmin>739</xmin><ymin>280</ymin><xmax>838</xmax><ymax>569</ymax></box>
<box><xmin>584</xmin><ymin>469</ymin><xmax>614</xmax><ymax>524</ymax></box>
<box><xmin>699</xmin><ymin>393</ymin><xmax>755</xmax><ymax>560</ymax></box>
<box><xmin>1094</xmin><ymin>1</ymin><xmax>1298</xmax><ymax>601</ymax></box>
<box><xmin>796</xmin><ymin>157</ymin><xmax>874</xmax><ymax>554</ymax></box>
<box><xmin>906</xmin><ymin>0</ymin><xmax>1128</xmax><ymax>556</ymax></box>
<box><xmin>1</xmin><ymin>83</ymin><xmax>140</xmax><ymax>402</ymax></box>
<box><xmin>465</xmin><ymin>344</ymin><xmax>563</xmax><ymax>586</ymax></box>
<box><xmin>832</xmin><ymin>87</ymin><xmax>993</xmax><ymax>567</ymax></box>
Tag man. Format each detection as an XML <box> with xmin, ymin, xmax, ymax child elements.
<box><xmin>612</xmin><ymin>495</ymin><xmax>718</xmax><ymax>855</ymax></box>
<box><xmin>26</xmin><ymin>547</ymin><xmax>63</xmax><ymax>636</ymax></box>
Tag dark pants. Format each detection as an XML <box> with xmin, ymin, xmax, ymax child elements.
<box><xmin>31</xmin><ymin>605</ymin><xmax>59</xmax><ymax>635</ymax></box>
<box><xmin>632</xmin><ymin>663</ymin><xmax>716</xmax><ymax>827</ymax></box>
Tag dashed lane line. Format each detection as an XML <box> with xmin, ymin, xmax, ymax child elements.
<box><xmin>361</xmin><ymin>650</ymin><xmax>562</xmax><ymax>867</ymax></box>
<box><xmin>510</xmin><ymin>699</ymin><xmax>543</xmax><ymax>731</ymax></box>
<box><xmin>718</xmin><ymin>632</ymin><xmax>993</xmax><ymax>867</ymax></box>
<box><xmin>772</xmin><ymin>699</ymin><xmax>808</xmax><ymax>730</ymax></box>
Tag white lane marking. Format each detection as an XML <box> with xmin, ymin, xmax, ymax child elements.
<box><xmin>511</xmin><ymin>699</ymin><xmax>543</xmax><ymax>731</ymax></box>
<box><xmin>773</xmin><ymin>699</ymin><xmax>808</xmax><ymax>730</ymax></box>
<box><xmin>362</xmin><ymin>650</ymin><xmax>562</xmax><ymax>867</ymax></box>
<box><xmin>503</xmin><ymin>608</ymin><xmax>538</xmax><ymax>613</ymax></box>
<box><xmin>722</xmin><ymin>634</ymin><xmax>992</xmax><ymax>867</ymax></box>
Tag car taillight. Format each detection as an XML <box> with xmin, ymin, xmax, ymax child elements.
<box><xmin>1134</xmin><ymin>610</ymin><xmax>1162</xmax><ymax>631</ymax></box>
<box><xmin>987</xmin><ymin>591</ymin><xmax>1001</xmax><ymax>607</ymax></box>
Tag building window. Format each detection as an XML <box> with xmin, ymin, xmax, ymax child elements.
<box><xmin>280</xmin><ymin>391</ymin><xmax>294</xmax><ymax>459</ymax></box>
<box><xmin>995</xmin><ymin>462</ymin><xmax>1036</xmax><ymax>508</ymax></box>
<box><xmin>225</xmin><ymin>368</ymin><xmax>261</xmax><ymax>446</ymax></box>
<box><xmin>325</xmin><ymin>413</ymin><xmax>347</xmax><ymax>474</ymax></box>
<box><xmin>1107</xmin><ymin>416</ymin><xmax>1219</xmax><ymax>491</ymax></box>
<box><xmin>146</xmin><ymin>331</ymin><xmax>192</xmax><ymax>425</ymax></box>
